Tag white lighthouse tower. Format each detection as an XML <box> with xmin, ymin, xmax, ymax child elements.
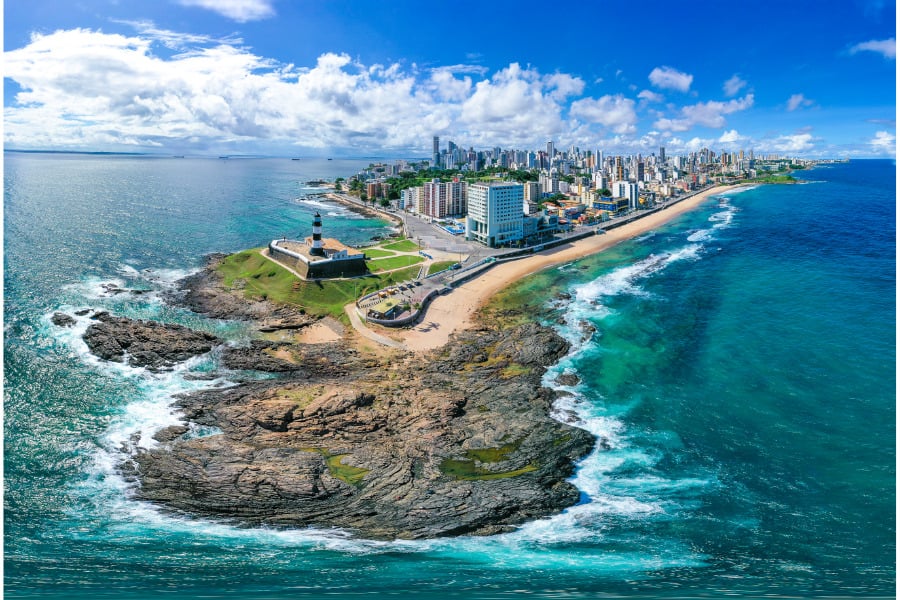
<box><xmin>309</xmin><ymin>212</ymin><xmax>325</xmax><ymax>256</ymax></box>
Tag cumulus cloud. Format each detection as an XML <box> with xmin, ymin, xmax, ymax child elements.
<box><xmin>176</xmin><ymin>0</ymin><xmax>275</xmax><ymax>22</ymax></box>
<box><xmin>786</xmin><ymin>93</ymin><xmax>814</xmax><ymax>111</ymax></box>
<box><xmin>637</xmin><ymin>89</ymin><xmax>664</xmax><ymax>103</ymax></box>
<box><xmin>723</xmin><ymin>74</ymin><xmax>747</xmax><ymax>97</ymax></box>
<box><xmin>718</xmin><ymin>129</ymin><xmax>744</xmax><ymax>143</ymax></box>
<box><xmin>648</xmin><ymin>66</ymin><xmax>693</xmax><ymax>92</ymax></box>
<box><xmin>654</xmin><ymin>95</ymin><xmax>754</xmax><ymax>132</ymax></box>
<box><xmin>849</xmin><ymin>38</ymin><xmax>896</xmax><ymax>59</ymax></box>
<box><xmin>569</xmin><ymin>94</ymin><xmax>638</xmax><ymax>135</ymax></box>
<box><xmin>870</xmin><ymin>130</ymin><xmax>896</xmax><ymax>153</ymax></box>
<box><xmin>543</xmin><ymin>72</ymin><xmax>586</xmax><ymax>101</ymax></box>
<box><xmin>4</xmin><ymin>29</ymin><xmax>617</xmax><ymax>152</ymax></box>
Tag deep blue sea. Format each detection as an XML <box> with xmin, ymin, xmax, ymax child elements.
<box><xmin>4</xmin><ymin>154</ymin><xmax>895</xmax><ymax>598</ymax></box>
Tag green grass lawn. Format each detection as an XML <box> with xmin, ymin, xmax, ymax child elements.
<box><xmin>382</xmin><ymin>239</ymin><xmax>419</xmax><ymax>252</ymax></box>
<box><xmin>217</xmin><ymin>250</ymin><xmax>422</xmax><ymax>320</ymax></box>
<box><xmin>363</xmin><ymin>248</ymin><xmax>396</xmax><ymax>259</ymax></box>
<box><xmin>427</xmin><ymin>261</ymin><xmax>457</xmax><ymax>275</ymax></box>
<box><xmin>367</xmin><ymin>254</ymin><xmax>424</xmax><ymax>272</ymax></box>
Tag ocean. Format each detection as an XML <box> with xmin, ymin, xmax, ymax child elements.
<box><xmin>4</xmin><ymin>154</ymin><xmax>895</xmax><ymax>598</ymax></box>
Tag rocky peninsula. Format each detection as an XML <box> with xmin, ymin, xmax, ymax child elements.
<box><xmin>84</xmin><ymin>254</ymin><xmax>596</xmax><ymax>540</ymax></box>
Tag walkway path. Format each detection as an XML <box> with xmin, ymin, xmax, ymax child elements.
<box><xmin>343</xmin><ymin>302</ymin><xmax>405</xmax><ymax>349</ymax></box>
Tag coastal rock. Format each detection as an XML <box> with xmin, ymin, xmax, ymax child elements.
<box><xmin>83</xmin><ymin>312</ymin><xmax>221</xmax><ymax>371</ymax></box>
<box><xmin>51</xmin><ymin>312</ymin><xmax>76</xmax><ymax>328</ymax></box>
<box><xmin>555</xmin><ymin>372</ymin><xmax>580</xmax><ymax>387</ymax></box>
<box><xmin>133</xmin><ymin>323</ymin><xmax>595</xmax><ymax>540</ymax></box>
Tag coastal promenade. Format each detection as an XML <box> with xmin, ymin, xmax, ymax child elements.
<box><xmin>399</xmin><ymin>184</ymin><xmax>738</xmax><ymax>352</ymax></box>
<box><xmin>317</xmin><ymin>184</ymin><xmax>735</xmax><ymax>352</ymax></box>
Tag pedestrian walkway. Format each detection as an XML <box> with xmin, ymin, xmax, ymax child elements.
<box><xmin>343</xmin><ymin>302</ymin><xmax>406</xmax><ymax>349</ymax></box>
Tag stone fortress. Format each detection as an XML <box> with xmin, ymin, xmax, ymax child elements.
<box><xmin>268</xmin><ymin>212</ymin><xmax>368</xmax><ymax>279</ymax></box>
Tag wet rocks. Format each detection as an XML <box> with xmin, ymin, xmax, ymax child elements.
<box><xmin>133</xmin><ymin>323</ymin><xmax>596</xmax><ymax>540</ymax></box>
<box><xmin>51</xmin><ymin>312</ymin><xmax>77</xmax><ymax>327</ymax></box>
<box><xmin>83</xmin><ymin>312</ymin><xmax>221</xmax><ymax>371</ymax></box>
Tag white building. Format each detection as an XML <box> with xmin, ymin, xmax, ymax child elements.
<box><xmin>612</xmin><ymin>180</ymin><xmax>640</xmax><ymax>210</ymax></box>
<box><xmin>401</xmin><ymin>186</ymin><xmax>421</xmax><ymax>212</ymax></box>
<box><xmin>466</xmin><ymin>182</ymin><xmax>524</xmax><ymax>248</ymax></box>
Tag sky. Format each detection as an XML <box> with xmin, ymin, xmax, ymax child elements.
<box><xmin>3</xmin><ymin>0</ymin><xmax>897</xmax><ymax>158</ymax></box>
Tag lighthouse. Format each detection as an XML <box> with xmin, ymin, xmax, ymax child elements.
<box><xmin>310</xmin><ymin>212</ymin><xmax>325</xmax><ymax>256</ymax></box>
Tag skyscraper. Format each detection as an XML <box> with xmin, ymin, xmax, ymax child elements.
<box><xmin>614</xmin><ymin>156</ymin><xmax>624</xmax><ymax>181</ymax></box>
<box><xmin>659</xmin><ymin>146</ymin><xmax>666</xmax><ymax>163</ymax></box>
<box><xmin>546</xmin><ymin>141</ymin><xmax>555</xmax><ymax>160</ymax></box>
<box><xmin>432</xmin><ymin>136</ymin><xmax>440</xmax><ymax>167</ymax></box>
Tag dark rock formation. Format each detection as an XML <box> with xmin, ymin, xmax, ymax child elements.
<box><xmin>52</xmin><ymin>312</ymin><xmax>76</xmax><ymax>327</ymax></box>
<box><xmin>130</xmin><ymin>323</ymin><xmax>595</xmax><ymax>540</ymax></box>
<box><xmin>80</xmin><ymin>255</ymin><xmax>599</xmax><ymax>540</ymax></box>
<box><xmin>83</xmin><ymin>312</ymin><xmax>220</xmax><ymax>371</ymax></box>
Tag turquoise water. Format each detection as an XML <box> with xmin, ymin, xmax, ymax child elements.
<box><xmin>5</xmin><ymin>155</ymin><xmax>895</xmax><ymax>598</ymax></box>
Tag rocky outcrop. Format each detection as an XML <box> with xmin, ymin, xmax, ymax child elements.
<box><xmin>51</xmin><ymin>312</ymin><xmax>76</xmax><ymax>327</ymax></box>
<box><xmin>83</xmin><ymin>312</ymin><xmax>220</xmax><ymax>371</ymax></box>
<box><xmin>129</xmin><ymin>323</ymin><xmax>595</xmax><ymax>540</ymax></box>
<box><xmin>75</xmin><ymin>256</ymin><xmax>599</xmax><ymax>539</ymax></box>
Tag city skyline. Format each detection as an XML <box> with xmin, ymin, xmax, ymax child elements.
<box><xmin>4</xmin><ymin>0</ymin><xmax>896</xmax><ymax>158</ymax></box>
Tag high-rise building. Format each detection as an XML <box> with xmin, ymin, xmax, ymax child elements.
<box><xmin>614</xmin><ymin>156</ymin><xmax>625</xmax><ymax>181</ymax></box>
<box><xmin>432</xmin><ymin>136</ymin><xmax>440</xmax><ymax>167</ymax></box>
<box><xmin>547</xmin><ymin>141</ymin><xmax>555</xmax><ymax>160</ymax></box>
<box><xmin>466</xmin><ymin>182</ymin><xmax>524</xmax><ymax>248</ymax></box>
<box><xmin>421</xmin><ymin>178</ymin><xmax>467</xmax><ymax>218</ymax></box>
<box><xmin>422</xmin><ymin>178</ymin><xmax>445</xmax><ymax>217</ymax></box>
<box><xmin>659</xmin><ymin>146</ymin><xmax>666</xmax><ymax>163</ymax></box>
<box><xmin>523</xmin><ymin>181</ymin><xmax>541</xmax><ymax>203</ymax></box>
<box><xmin>446</xmin><ymin>178</ymin><xmax>467</xmax><ymax>216</ymax></box>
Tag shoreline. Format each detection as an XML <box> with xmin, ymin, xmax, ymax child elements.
<box><xmin>324</xmin><ymin>192</ymin><xmax>404</xmax><ymax>226</ymax></box>
<box><xmin>399</xmin><ymin>185</ymin><xmax>743</xmax><ymax>352</ymax></box>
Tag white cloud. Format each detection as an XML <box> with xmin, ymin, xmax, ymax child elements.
<box><xmin>458</xmin><ymin>63</ymin><xmax>569</xmax><ymax>145</ymax></box>
<box><xmin>786</xmin><ymin>93</ymin><xmax>814</xmax><ymax>111</ymax></box>
<box><xmin>723</xmin><ymin>74</ymin><xmax>747</xmax><ymax>97</ymax></box>
<box><xmin>648</xmin><ymin>66</ymin><xmax>693</xmax><ymax>92</ymax></box>
<box><xmin>428</xmin><ymin>69</ymin><xmax>474</xmax><ymax>102</ymax></box>
<box><xmin>4</xmin><ymin>29</ymin><xmax>612</xmax><ymax>152</ymax></box>
<box><xmin>543</xmin><ymin>72</ymin><xmax>586</xmax><ymax>101</ymax></box>
<box><xmin>654</xmin><ymin>95</ymin><xmax>754</xmax><ymax>132</ymax></box>
<box><xmin>870</xmin><ymin>130</ymin><xmax>896</xmax><ymax>154</ymax></box>
<box><xmin>718</xmin><ymin>129</ymin><xmax>744</xmax><ymax>143</ymax></box>
<box><xmin>114</xmin><ymin>19</ymin><xmax>243</xmax><ymax>49</ymax></box>
<box><xmin>770</xmin><ymin>133</ymin><xmax>816</xmax><ymax>153</ymax></box>
<box><xmin>849</xmin><ymin>38</ymin><xmax>896</xmax><ymax>59</ymax></box>
<box><xmin>637</xmin><ymin>90</ymin><xmax>664</xmax><ymax>103</ymax></box>
<box><xmin>176</xmin><ymin>0</ymin><xmax>275</xmax><ymax>22</ymax></box>
<box><xmin>569</xmin><ymin>94</ymin><xmax>638</xmax><ymax>135</ymax></box>
<box><xmin>433</xmin><ymin>64</ymin><xmax>489</xmax><ymax>76</ymax></box>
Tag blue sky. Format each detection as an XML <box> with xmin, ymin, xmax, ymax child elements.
<box><xmin>4</xmin><ymin>0</ymin><xmax>896</xmax><ymax>157</ymax></box>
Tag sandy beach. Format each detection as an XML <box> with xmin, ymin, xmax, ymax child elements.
<box><xmin>399</xmin><ymin>185</ymin><xmax>738</xmax><ymax>352</ymax></box>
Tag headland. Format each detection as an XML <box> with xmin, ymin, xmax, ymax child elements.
<box><xmin>60</xmin><ymin>180</ymin><xmax>744</xmax><ymax>540</ymax></box>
